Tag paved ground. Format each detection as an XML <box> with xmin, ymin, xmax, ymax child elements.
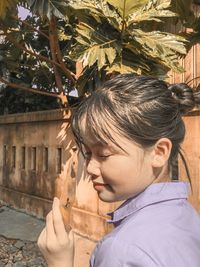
<box><xmin>0</xmin><ymin>203</ymin><xmax>96</xmax><ymax>267</ymax></box>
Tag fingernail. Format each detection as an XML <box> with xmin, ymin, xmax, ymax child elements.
<box><xmin>54</xmin><ymin>197</ymin><xmax>59</xmax><ymax>202</ymax></box>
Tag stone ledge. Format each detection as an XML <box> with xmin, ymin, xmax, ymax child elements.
<box><xmin>0</xmin><ymin>186</ymin><xmax>113</xmax><ymax>241</ymax></box>
<box><xmin>0</xmin><ymin>108</ymin><xmax>71</xmax><ymax>124</ymax></box>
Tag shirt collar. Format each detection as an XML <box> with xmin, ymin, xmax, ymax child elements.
<box><xmin>107</xmin><ymin>182</ymin><xmax>190</xmax><ymax>224</ymax></box>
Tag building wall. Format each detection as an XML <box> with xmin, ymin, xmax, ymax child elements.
<box><xmin>0</xmin><ymin>109</ymin><xmax>115</xmax><ymax>240</ymax></box>
<box><xmin>0</xmin><ymin>109</ymin><xmax>73</xmax><ymax>216</ymax></box>
<box><xmin>180</xmin><ymin>111</ymin><xmax>200</xmax><ymax>214</ymax></box>
<box><xmin>0</xmin><ymin>108</ymin><xmax>200</xmax><ymax>241</ymax></box>
<box><xmin>168</xmin><ymin>4</ymin><xmax>200</xmax><ymax>88</ymax></box>
<box><xmin>168</xmin><ymin>4</ymin><xmax>200</xmax><ymax>213</ymax></box>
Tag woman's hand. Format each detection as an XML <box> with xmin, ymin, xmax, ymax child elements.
<box><xmin>37</xmin><ymin>197</ymin><xmax>74</xmax><ymax>267</ymax></box>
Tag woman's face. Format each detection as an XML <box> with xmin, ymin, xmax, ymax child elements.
<box><xmin>83</xmin><ymin>129</ymin><xmax>157</xmax><ymax>203</ymax></box>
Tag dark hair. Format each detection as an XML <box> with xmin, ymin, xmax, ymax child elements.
<box><xmin>71</xmin><ymin>74</ymin><xmax>200</xmax><ymax>181</ymax></box>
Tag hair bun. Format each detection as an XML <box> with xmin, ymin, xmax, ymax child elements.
<box><xmin>168</xmin><ymin>83</ymin><xmax>200</xmax><ymax>115</ymax></box>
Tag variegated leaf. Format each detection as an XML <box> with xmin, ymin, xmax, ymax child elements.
<box><xmin>128</xmin><ymin>4</ymin><xmax>177</xmax><ymax>24</ymax></box>
<box><xmin>134</xmin><ymin>29</ymin><xmax>187</xmax><ymax>55</ymax></box>
<box><xmin>133</xmin><ymin>29</ymin><xmax>187</xmax><ymax>72</ymax></box>
<box><xmin>27</xmin><ymin>0</ymin><xmax>68</xmax><ymax>19</ymax></box>
<box><xmin>106</xmin><ymin>0</ymin><xmax>148</xmax><ymax>18</ymax></box>
<box><xmin>104</xmin><ymin>47</ymin><xmax>116</xmax><ymax>65</ymax></box>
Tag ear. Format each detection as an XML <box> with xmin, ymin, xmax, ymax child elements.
<box><xmin>151</xmin><ymin>138</ymin><xmax>172</xmax><ymax>168</ymax></box>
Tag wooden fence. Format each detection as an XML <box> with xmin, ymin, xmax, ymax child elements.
<box><xmin>169</xmin><ymin>3</ymin><xmax>200</xmax><ymax>213</ymax></box>
<box><xmin>0</xmin><ymin>109</ymin><xmax>114</xmax><ymax>240</ymax></box>
<box><xmin>181</xmin><ymin>112</ymin><xmax>200</xmax><ymax>214</ymax></box>
<box><xmin>169</xmin><ymin>4</ymin><xmax>200</xmax><ymax>88</ymax></box>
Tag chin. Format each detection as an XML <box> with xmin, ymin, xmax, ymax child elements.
<box><xmin>98</xmin><ymin>193</ymin><xmax>116</xmax><ymax>203</ymax></box>
<box><xmin>98</xmin><ymin>192</ymin><xmax>125</xmax><ymax>203</ymax></box>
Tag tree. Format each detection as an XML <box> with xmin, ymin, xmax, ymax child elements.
<box><xmin>0</xmin><ymin>0</ymin><xmax>77</xmax><ymax>108</ymax></box>
<box><xmin>0</xmin><ymin>0</ymin><xmax>200</xmax><ymax>103</ymax></box>
<box><xmin>69</xmin><ymin>0</ymin><xmax>200</xmax><ymax>92</ymax></box>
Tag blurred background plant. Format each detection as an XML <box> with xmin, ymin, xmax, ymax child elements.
<box><xmin>0</xmin><ymin>0</ymin><xmax>200</xmax><ymax>113</ymax></box>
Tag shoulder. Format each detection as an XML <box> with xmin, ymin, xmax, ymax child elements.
<box><xmin>115</xmin><ymin>199</ymin><xmax>200</xmax><ymax>246</ymax></box>
<box><xmin>90</xmin><ymin>199</ymin><xmax>200</xmax><ymax>267</ymax></box>
<box><xmin>90</xmin><ymin>234</ymin><xmax>156</xmax><ymax>267</ymax></box>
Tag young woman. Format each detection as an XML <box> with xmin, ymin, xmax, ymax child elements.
<box><xmin>38</xmin><ymin>74</ymin><xmax>200</xmax><ymax>267</ymax></box>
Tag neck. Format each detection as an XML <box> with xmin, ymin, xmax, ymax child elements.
<box><xmin>152</xmin><ymin>165</ymin><xmax>171</xmax><ymax>184</ymax></box>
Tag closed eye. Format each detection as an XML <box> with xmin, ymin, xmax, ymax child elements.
<box><xmin>97</xmin><ymin>154</ymin><xmax>112</xmax><ymax>159</ymax></box>
<box><xmin>83</xmin><ymin>152</ymin><xmax>111</xmax><ymax>159</ymax></box>
<box><xmin>83</xmin><ymin>152</ymin><xmax>92</xmax><ymax>159</ymax></box>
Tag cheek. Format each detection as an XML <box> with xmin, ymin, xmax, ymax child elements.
<box><xmin>101</xmin><ymin>157</ymin><xmax>140</xmax><ymax>182</ymax></box>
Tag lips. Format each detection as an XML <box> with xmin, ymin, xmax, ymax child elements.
<box><xmin>93</xmin><ymin>182</ymin><xmax>106</xmax><ymax>186</ymax></box>
<box><xmin>93</xmin><ymin>182</ymin><xmax>108</xmax><ymax>191</ymax></box>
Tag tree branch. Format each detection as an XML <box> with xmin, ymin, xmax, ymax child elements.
<box><xmin>49</xmin><ymin>15</ymin><xmax>65</xmax><ymax>95</ymax></box>
<box><xmin>51</xmin><ymin>16</ymin><xmax>75</xmax><ymax>82</ymax></box>
<box><xmin>0</xmin><ymin>77</ymin><xmax>60</xmax><ymax>98</ymax></box>
<box><xmin>2</xmin><ymin>26</ymin><xmax>76</xmax><ymax>83</ymax></box>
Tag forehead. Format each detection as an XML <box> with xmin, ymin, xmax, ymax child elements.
<box><xmin>79</xmin><ymin>117</ymin><xmax>141</xmax><ymax>153</ymax></box>
<box><xmin>79</xmin><ymin>114</ymin><xmax>110</xmax><ymax>144</ymax></box>
<box><xmin>76</xmin><ymin>106</ymin><xmax>143</xmax><ymax>155</ymax></box>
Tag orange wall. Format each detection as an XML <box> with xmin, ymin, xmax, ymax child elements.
<box><xmin>180</xmin><ymin>112</ymin><xmax>200</xmax><ymax>214</ymax></box>
<box><xmin>0</xmin><ymin>109</ymin><xmax>73</xmax><ymax>217</ymax></box>
<box><xmin>0</xmin><ymin>109</ymin><xmax>200</xmax><ymax>240</ymax></box>
<box><xmin>0</xmin><ymin>109</ymin><xmax>115</xmax><ymax>240</ymax></box>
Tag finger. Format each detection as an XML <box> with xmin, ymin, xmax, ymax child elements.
<box><xmin>46</xmin><ymin>211</ymin><xmax>56</xmax><ymax>245</ymax></box>
<box><xmin>37</xmin><ymin>227</ymin><xmax>47</xmax><ymax>251</ymax></box>
<box><xmin>52</xmin><ymin>197</ymin><xmax>67</xmax><ymax>240</ymax></box>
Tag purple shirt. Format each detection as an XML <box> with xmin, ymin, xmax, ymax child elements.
<box><xmin>90</xmin><ymin>182</ymin><xmax>200</xmax><ymax>266</ymax></box>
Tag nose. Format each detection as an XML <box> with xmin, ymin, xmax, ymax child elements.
<box><xmin>86</xmin><ymin>157</ymin><xmax>101</xmax><ymax>178</ymax></box>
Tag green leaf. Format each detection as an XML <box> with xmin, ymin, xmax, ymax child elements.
<box><xmin>27</xmin><ymin>0</ymin><xmax>68</xmax><ymax>19</ymax></box>
<box><xmin>107</xmin><ymin>0</ymin><xmax>148</xmax><ymax>18</ymax></box>
<box><xmin>87</xmin><ymin>46</ymin><xmax>100</xmax><ymax>67</ymax></box>
<box><xmin>76</xmin><ymin>36</ymin><xmax>91</xmax><ymax>46</ymax></box>
<box><xmin>98</xmin><ymin>48</ymin><xmax>106</xmax><ymax>69</ymax></box>
<box><xmin>75</xmin><ymin>22</ymin><xmax>119</xmax><ymax>70</ymax></box>
<box><xmin>76</xmin><ymin>23</ymin><xmax>92</xmax><ymax>41</ymax></box>
<box><xmin>69</xmin><ymin>44</ymin><xmax>87</xmax><ymax>61</ymax></box>
<box><xmin>133</xmin><ymin>29</ymin><xmax>187</xmax><ymax>72</ymax></box>
<box><xmin>128</xmin><ymin>1</ymin><xmax>177</xmax><ymax>24</ymax></box>
<box><xmin>104</xmin><ymin>47</ymin><xmax>116</xmax><ymax>65</ymax></box>
<box><xmin>76</xmin><ymin>22</ymin><xmax>118</xmax><ymax>47</ymax></box>
<box><xmin>80</xmin><ymin>46</ymin><xmax>107</xmax><ymax>70</ymax></box>
<box><xmin>58</xmin><ymin>30</ymin><xmax>72</xmax><ymax>41</ymax></box>
<box><xmin>134</xmin><ymin>29</ymin><xmax>187</xmax><ymax>55</ymax></box>
<box><xmin>106</xmin><ymin>59</ymin><xmax>143</xmax><ymax>74</ymax></box>
<box><xmin>70</xmin><ymin>2</ymin><xmax>104</xmax><ymax>22</ymax></box>
<box><xmin>71</xmin><ymin>1</ymin><xmax>121</xmax><ymax>31</ymax></box>
<box><xmin>106</xmin><ymin>63</ymin><xmax>134</xmax><ymax>74</ymax></box>
<box><xmin>76</xmin><ymin>66</ymin><xmax>96</xmax><ymax>96</ymax></box>
<box><xmin>105</xmin><ymin>48</ymin><xmax>151</xmax><ymax>74</ymax></box>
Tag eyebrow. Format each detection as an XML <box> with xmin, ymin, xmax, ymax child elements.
<box><xmin>87</xmin><ymin>143</ymin><xmax>122</xmax><ymax>154</ymax></box>
<box><xmin>81</xmin><ymin>135</ymin><xmax>128</xmax><ymax>154</ymax></box>
<box><xmin>82</xmin><ymin>140</ymin><xmax>107</xmax><ymax>147</ymax></box>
